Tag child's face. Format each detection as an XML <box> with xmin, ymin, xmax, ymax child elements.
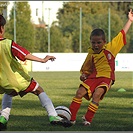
<box><xmin>90</xmin><ymin>35</ymin><xmax>106</xmax><ymax>53</ymax></box>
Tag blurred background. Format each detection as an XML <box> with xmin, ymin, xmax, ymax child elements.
<box><xmin>0</xmin><ymin>1</ymin><xmax>133</xmax><ymax>53</ymax></box>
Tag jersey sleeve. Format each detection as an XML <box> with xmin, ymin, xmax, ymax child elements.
<box><xmin>80</xmin><ymin>49</ymin><xmax>93</xmax><ymax>75</ymax></box>
<box><xmin>11</xmin><ymin>41</ymin><xmax>30</xmax><ymax>61</ymax></box>
<box><xmin>106</xmin><ymin>30</ymin><xmax>126</xmax><ymax>57</ymax></box>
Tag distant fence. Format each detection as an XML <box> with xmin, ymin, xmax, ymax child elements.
<box><xmin>20</xmin><ymin>53</ymin><xmax>133</xmax><ymax>72</ymax></box>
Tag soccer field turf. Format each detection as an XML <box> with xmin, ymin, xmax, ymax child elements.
<box><xmin>0</xmin><ymin>71</ymin><xmax>133</xmax><ymax>131</ymax></box>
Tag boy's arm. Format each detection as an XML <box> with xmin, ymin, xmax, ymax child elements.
<box><xmin>12</xmin><ymin>41</ymin><xmax>56</xmax><ymax>63</ymax></box>
<box><xmin>106</xmin><ymin>9</ymin><xmax>133</xmax><ymax>57</ymax></box>
<box><xmin>25</xmin><ymin>54</ymin><xmax>56</xmax><ymax>63</ymax></box>
<box><xmin>80</xmin><ymin>51</ymin><xmax>93</xmax><ymax>81</ymax></box>
<box><xmin>123</xmin><ymin>9</ymin><xmax>133</xmax><ymax>34</ymax></box>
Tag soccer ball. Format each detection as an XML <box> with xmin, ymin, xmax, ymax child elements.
<box><xmin>55</xmin><ymin>106</ymin><xmax>71</xmax><ymax>120</ymax></box>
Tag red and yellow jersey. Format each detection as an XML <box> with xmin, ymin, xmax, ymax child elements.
<box><xmin>80</xmin><ymin>30</ymin><xmax>126</xmax><ymax>81</ymax></box>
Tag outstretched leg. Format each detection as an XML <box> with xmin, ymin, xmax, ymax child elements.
<box><xmin>69</xmin><ymin>86</ymin><xmax>87</xmax><ymax>124</ymax></box>
<box><xmin>32</xmin><ymin>85</ymin><xmax>72</xmax><ymax>128</ymax></box>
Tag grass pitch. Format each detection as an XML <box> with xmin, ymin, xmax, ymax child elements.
<box><xmin>0</xmin><ymin>71</ymin><xmax>133</xmax><ymax>131</ymax></box>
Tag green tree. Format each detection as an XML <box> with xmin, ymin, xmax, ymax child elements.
<box><xmin>50</xmin><ymin>24</ymin><xmax>65</xmax><ymax>52</ymax></box>
<box><xmin>0</xmin><ymin>2</ymin><xmax>9</xmax><ymax>18</ymax></box>
<box><xmin>34</xmin><ymin>25</ymin><xmax>48</xmax><ymax>52</ymax></box>
<box><xmin>5</xmin><ymin>1</ymin><xmax>35</xmax><ymax>52</ymax></box>
<box><xmin>57</xmin><ymin>2</ymin><xmax>111</xmax><ymax>52</ymax></box>
<box><xmin>57</xmin><ymin>2</ymin><xmax>133</xmax><ymax>53</ymax></box>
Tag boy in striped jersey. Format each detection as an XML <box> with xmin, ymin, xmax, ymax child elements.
<box><xmin>69</xmin><ymin>9</ymin><xmax>133</xmax><ymax>126</ymax></box>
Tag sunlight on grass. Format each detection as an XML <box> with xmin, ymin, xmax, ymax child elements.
<box><xmin>0</xmin><ymin>71</ymin><xmax>132</xmax><ymax>131</ymax></box>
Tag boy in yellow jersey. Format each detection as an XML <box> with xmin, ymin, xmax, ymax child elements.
<box><xmin>0</xmin><ymin>14</ymin><xmax>72</xmax><ymax>130</ymax></box>
<box><xmin>69</xmin><ymin>9</ymin><xmax>133</xmax><ymax>125</ymax></box>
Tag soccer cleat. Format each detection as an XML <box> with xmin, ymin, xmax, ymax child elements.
<box><xmin>49</xmin><ymin>115</ymin><xmax>62</xmax><ymax>123</ymax></box>
<box><xmin>0</xmin><ymin>116</ymin><xmax>7</xmax><ymax>131</ymax></box>
<box><xmin>82</xmin><ymin>116</ymin><xmax>91</xmax><ymax>126</ymax></box>
<box><xmin>49</xmin><ymin>116</ymin><xmax>73</xmax><ymax>128</ymax></box>
<box><xmin>70</xmin><ymin>120</ymin><xmax>76</xmax><ymax>125</ymax></box>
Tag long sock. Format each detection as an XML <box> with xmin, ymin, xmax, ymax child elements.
<box><xmin>69</xmin><ymin>97</ymin><xmax>82</xmax><ymax>121</ymax></box>
<box><xmin>38</xmin><ymin>92</ymin><xmax>57</xmax><ymax>117</ymax></box>
<box><xmin>85</xmin><ymin>101</ymin><xmax>99</xmax><ymax>123</ymax></box>
<box><xmin>1</xmin><ymin>94</ymin><xmax>12</xmax><ymax>120</ymax></box>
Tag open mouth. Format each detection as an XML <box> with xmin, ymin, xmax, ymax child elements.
<box><xmin>93</xmin><ymin>48</ymin><xmax>100</xmax><ymax>53</ymax></box>
<box><xmin>94</xmin><ymin>48</ymin><xmax>99</xmax><ymax>51</ymax></box>
<box><xmin>95</xmin><ymin>48</ymin><xmax>99</xmax><ymax>50</ymax></box>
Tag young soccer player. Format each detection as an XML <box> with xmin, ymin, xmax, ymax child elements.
<box><xmin>69</xmin><ymin>9</ymin><xmax>133</xmax><ymax>125</ymax></box>
<box><xmin>0</xmin><ymin>14</ymin><xmax>72</xmax><ymax>130</ymax></box>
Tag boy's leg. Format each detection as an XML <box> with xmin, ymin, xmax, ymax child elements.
<box><xmin>69</xmin><ymin>86</ymin><xmax>87</xmax><ymax>123</ymax></box>
<box><xmin>69</xmin><ymin>97</ymin><xmax>82</xmax><ymax>123</ymax></box>
<box><xmin>83</xmin><ymin>87</ymin><xmax>104</xmax><ymax>125</ymax></box>
<box><xmin>83</xmin><ymin>101</ymin><xmax>99</xmax><ymax>125</ymax></box>
<box><xmin>31</xmin><ymin>85</ymin><xmax>72</xmax><ymax>127</ymax></box>
<box><xmin>20</xmin><ymin>80</ymin><xmax>57</xmax><ymax>117</ymax></box>
<box><xmin>20</xmin><ymin>79</ymin><xmax>72</xmax><ymax>127</ymax></box>
<box><xmin>81</xmin><ymin>78</ymin><xmax>112</xmax><ymax>125</ymax></box>
<box><xmin>0</xmin><ymin>94</ymin><xmax>12</xmax><ymax>130</ymax></box>
<box><xmin>38</xmin><ymin>91</ymin><xmax>71</xmax><ymax>126</ymax></box>
<box><xmin>38</xmin><ymin>91</ymin><xmax>57</xmax><ymax>117</ymax></box>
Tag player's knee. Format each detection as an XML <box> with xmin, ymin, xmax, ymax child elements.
<box><xmin>76</xmin><ymin>86</ymin><xmax>87</xmax><ymax>99</ymax></box>
<box><xmin>94</xmin><ymin>91</ymin><xmax>102</xmax><ymax>97</ymax></box>
<box><xmin>92</xmin><ymin>93</ymin><xmax>101</xmax><ymax>101</ymax></box>
<box><xmin>92</xmin><ymin>88</ymin><xmax>105</xmax><ymax>101</ymax></box>
<box><xmin>32</xmin><ymin>86</ymin><xmax>44</xmax><ymax>96</ymax></box>
<box><xmin>76</xmin><ymin>90</ymin><xmax>84</xmax><ymax>99</ymax></box>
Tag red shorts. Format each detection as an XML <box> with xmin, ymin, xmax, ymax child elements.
<box><xmin>19</xmin><ymin>78</ymin><xmax>39</xmax><ymax>97</ymax></box>
<box><xmin>80</xmin><ymin>77</ymin><xmax>112</xmax><ymax>100</ymax></box>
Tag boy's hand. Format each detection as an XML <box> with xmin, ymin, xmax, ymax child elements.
<box><xmin>128</xmin><ymin>9</ymin><xmax>133</xmax><ymax>22</ymax></box>
<box><xmin>42</xmin><ymin>55</ymin><xmax>56</xmax><ymax>63</ymax></box>
<box><xmin>80</xmin><ymin>73</ymin><xmax>88</xmax><ymax>81</ymax></box>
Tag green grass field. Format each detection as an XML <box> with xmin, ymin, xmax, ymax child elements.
<box><xmin>0</xmin><ymin>71</ymin><xmax>133</xmax><ymax>131</ymax></box>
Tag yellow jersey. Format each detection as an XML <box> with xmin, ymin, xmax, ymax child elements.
<box><xmin>0</xmin><ymin>39</ymin><xmax>31</xmax><ymax>94</ymax></box>
<box><xmin>80</xmin><ymin>30</ymin><xmax>126</xmax><ymax>81</ymax></box>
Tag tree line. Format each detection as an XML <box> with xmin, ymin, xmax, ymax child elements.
<box><xmin>1</xmin><ymin>1</ymin><xmax>133</xmax><ymax>53</ymax></box>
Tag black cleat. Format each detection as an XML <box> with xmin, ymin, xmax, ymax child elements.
<box><xmin>59</xmin><ymin>118</ymin><xmax>73</xmax><ymax>128</ymax></box>
<box><xmin>49</xmin><ymin>116</ymin><xmax>73</xmax><ymax>128</ymax></box>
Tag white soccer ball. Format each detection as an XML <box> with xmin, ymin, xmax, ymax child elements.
<box><xmin>55</xmin><ymin>106</ymin><xmax>71</xmax><ymax>120</ymax></box>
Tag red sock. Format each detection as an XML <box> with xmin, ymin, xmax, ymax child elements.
<box><xmin>85</xmin><ymin>101</ymin><xmax>99</xmax><ymax>123</ymax></box>
<box><xmin>69</xmin><ymin>97</ymin><xmax>82</xmax><ymax>121</ymax></box>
